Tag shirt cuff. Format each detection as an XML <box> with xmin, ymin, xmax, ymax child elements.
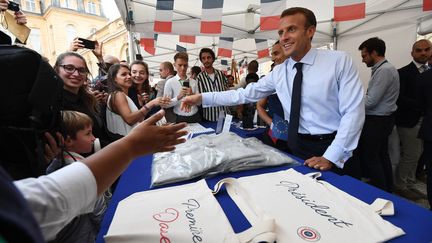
<box><xmin>323</xmin><ymin>146</ymin><xmax>352</xmax><ymax>169</ymax></box>
<box><xmin>202</xmin><ymin>92</ymin><xmax>212</xmax><ymax>108</ymax></box>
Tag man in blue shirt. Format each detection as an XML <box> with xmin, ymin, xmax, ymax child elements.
<box><xmin>357</xmin><ymin>37</ymin><xmax>399</xmax><ymax>192</ymax></box>
<box><xmin>182</xmin><ymin>7</ymin><xmax>365</xmax><ymax>177</ymax></box>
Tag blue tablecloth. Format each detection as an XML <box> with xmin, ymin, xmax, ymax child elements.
<box><xmin>96</xmin><ymin>124</ymin><xmax>432</xmax><ymax>243</ymax></box>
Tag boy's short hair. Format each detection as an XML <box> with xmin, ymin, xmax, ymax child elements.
<box><xmin>62</xmin><ymin>110</ymin><xmax>93</xmax><ymax>139</ymax></box>
<box><xmin>174</xmin><ymin>52</ymin><xmax>189</xmax><ymax>62</ymax></box>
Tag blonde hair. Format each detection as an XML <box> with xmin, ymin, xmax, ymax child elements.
<box><xmin>62</xmin><ymin>110</ymin><xmax>93</xmax><ymax>139</ymax></box>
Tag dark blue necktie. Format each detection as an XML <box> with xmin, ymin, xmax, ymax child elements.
<box><xmin>288</xmin><ymin>62</ymin><xmax>303</xmax><ymax>149</ymax></box>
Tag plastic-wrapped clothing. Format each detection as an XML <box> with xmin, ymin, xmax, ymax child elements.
<box><xmin>151</xmin><ymin>132</ymin><xmax>297</xmax><ymax>187</ymax></box>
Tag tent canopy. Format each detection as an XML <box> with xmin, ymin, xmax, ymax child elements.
<box><xmin>114</xmin><ymin>0</ymin><xmax>431</xmax><ymax>83</ymax></box>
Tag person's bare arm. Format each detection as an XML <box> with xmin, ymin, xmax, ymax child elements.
<box><xmin>146</xmin><ymin>96</ymin><xmax>170</xmax><ymax>109</ymax></box>
<box><xmin>91</xmin><ymin>41</ymin><xmax>104</xmax><ymax>64</ymax></box>
<box><xmin>112</xmin><ymin>92</ymin><xmax>148</xmax><ymax>125</ymax></box>
<box><xmin>256</xmin><ymin>98</ymin><xmax>272</xmax><ymax>126</ymax></box>
<box><xmin>83</xmin><ymin>110</ymin><xmax>187</xmax><ymax>194</ymax></box>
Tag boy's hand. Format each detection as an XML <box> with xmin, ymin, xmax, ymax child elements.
<box><xmin>125</xmin><ymin>110</ymin><xmax>187</xmax><ymax>156</ymax></box>
<box><xmin>304</xmin><ymin>156</ymin><xmax>333</xmax><ymax>171</ymax></box>
<box><xmin>44</xmin><ymin>132</ymin><xmax>64</xmax><ymax>163</ymax></box>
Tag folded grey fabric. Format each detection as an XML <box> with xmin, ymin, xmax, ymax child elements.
<box><xmin>151</xmin><ymin>132</ymin><xmax>298</xmax><ymax>187</ymax></box>
<box><xmin>228</xmin><ymin>137</ymin><xmax>298</xmax><ymax>171</ymax></box>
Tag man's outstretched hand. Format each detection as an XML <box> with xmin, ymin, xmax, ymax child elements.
<box><xmin>181</xmin><ymin>94</ymin><xmax>202</xmax><ymax>112</ymax></box>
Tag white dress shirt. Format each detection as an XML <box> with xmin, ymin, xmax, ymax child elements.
<box><xmin>164</xmin><ymin>74</ymin><xmax>198</xmax><ymax>116</ymax></box>
<box><xmin>413</xmin><ymin>60</ymin><xmax>430</xmax><ymax>73</ymax></box>
<box><xmin>202</xmin><ymin>48</ymin><xmax>365</xmax><ymax>168</ymax></box>
<box><xmin>15</xmin><ymin>162</ymin><xmax>97</xmax><ymax>241</ymax></box>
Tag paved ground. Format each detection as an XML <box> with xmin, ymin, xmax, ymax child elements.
<box><xmin>404</xmin><ymin>181</ymin><xmax>430</xmax><ymax>209</ymax></box>
<box><xmin>362</xmin><ymin>177</ymin><xmax>430</xmax><ymax>209</ymax></box>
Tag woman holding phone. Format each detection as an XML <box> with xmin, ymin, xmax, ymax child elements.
<box><xmin>128</xmin><ymin>61</ymin><xmax>156</xmax><ymax>109</ymax></box>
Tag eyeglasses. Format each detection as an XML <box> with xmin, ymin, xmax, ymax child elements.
<box><xmin>60</xmin><ymin>64</ymin><xmax>88</xmax><ymax>76</ymax></box>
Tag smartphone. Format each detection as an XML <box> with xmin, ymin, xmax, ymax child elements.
<box><xmin>78</xmin><ymin>38</ymin><xmax>96</xmax><ymax>49</ymax></box>
<box><xmin>135</xmin><ymin>54</ymin><xmax>143</xmax><ymax>60</ymax></box>
<box><xmin>182</xmin><ymin>81</ymin><xmax>190</xmax><ymax>87</ymax></box>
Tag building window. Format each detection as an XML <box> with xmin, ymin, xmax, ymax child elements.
<box><xmin>87</xmin><ymin>1</ymin><xmax>96</xmax><ymax>14</ymax></box>
<box><xmin>66</xmin><ymin>24</ymin><xmax>76</xmax><ymax>44</ymax></box>
<box><xmin>26</xmin><ymin>0</ymin><xmax>36</xmax><ymax>12</ymax></box>
<box><xmin>90</xmin><ymin>27</ymin><xmax>97</xmax><ymax>35</ymax></box>
<box><xmin>28</xmin><ymin>28</ymin><xmax>42</xmax><ymax>53</ymax></box>
<box><xmin>63</xmin><ymin>0</ymin><xmax>73</xmax><ymax>9</ymax></box>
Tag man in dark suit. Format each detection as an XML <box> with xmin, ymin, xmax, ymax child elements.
<box><xmin>395</xmin><ymin>39</ymin><xmax>431</xmax><ymax>199</ymax></box>
<box><xmin>417</xmin><ymin>69</ymin><xmax>432</xmax><ymax>209</ymax></box>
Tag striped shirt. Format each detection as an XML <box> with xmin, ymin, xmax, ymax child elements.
<box><xmin>196</xmin><ymin>68</ymin><xmax>230</xmax><ymax>121</ymax></box>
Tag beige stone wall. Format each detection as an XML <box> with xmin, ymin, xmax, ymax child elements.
<box><xmin>23</xmin><ymin>0</ymin><xmax>110</xmax><ymax>65</ymax></box>
<box><xmin>44</xmin><ymin>8</ymin><xmax>107</xmax><ymax>58</ymax></box>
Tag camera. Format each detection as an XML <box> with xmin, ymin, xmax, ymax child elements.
<box><xmin>7</xmin><ymin>2</ymin><xmax>20</xmax><ymax>12</ymax></box>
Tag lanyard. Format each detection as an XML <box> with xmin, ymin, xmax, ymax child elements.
<box><xmin>178</xmin><ymin>77</ymin><xmax>188</xmax><ymax>85</ymax></box>
<box><xmin>371</xmin><ymin>60</ymin><xmax>388</xmax><ymax>76</ymax></box>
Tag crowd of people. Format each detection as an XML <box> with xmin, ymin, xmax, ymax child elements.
<box><xmin>181</xmin><ymin>8</ymin><xmax>432</xmax><ymax>208</ymax></box>
<box><xmin>1</xmin><ymin>2</ymin><xmax>432</xmax><ymax>242</ymax></box>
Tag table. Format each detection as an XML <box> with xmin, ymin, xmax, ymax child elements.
<box><xmin>96</xmin><ymin>124</ymin><xmax>432</xmax><ymax>243</ymax></box>
<box><xmin>200</xmin><ymin>120</ymin><xmax>266</xmax><ymax>139</ymax></box>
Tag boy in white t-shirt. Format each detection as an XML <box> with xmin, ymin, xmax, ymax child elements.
<box><xmin>47</xmin><ymin>110</ymin><xmax>108</xmax><ymax>243</ymax></box>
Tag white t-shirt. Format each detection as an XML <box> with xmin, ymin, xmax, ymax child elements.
<box><xmin>208</xmin><ymin>73</ymin><xmax>215</xmax><ymax>81</ymax></box>
<box><xmin>15</xmin><ymin>162</ymin><xmax>97</xmax><ymax>241</ymax></box>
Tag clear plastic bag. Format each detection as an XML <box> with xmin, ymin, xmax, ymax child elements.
<box><xmin>151</xmin><ymin>132</ymin><xmax>298</xmax><ymax>187</ymax></box>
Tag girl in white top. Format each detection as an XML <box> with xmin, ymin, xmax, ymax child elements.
<box><xmin>106</xmin><ymin>64</ymin><xmax>169</xmax><ymax>136</ymax></box>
